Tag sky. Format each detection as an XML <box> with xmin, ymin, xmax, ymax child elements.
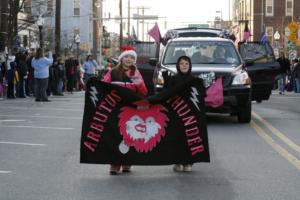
<box><xmin>103</xmin><ymin>0</ymin><xmax>231</xmax><ymax>39</ymax></box>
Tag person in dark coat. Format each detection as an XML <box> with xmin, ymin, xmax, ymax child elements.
<box><xmin>65</xmin><ymin>56</ymin><xmax>77</xmax><ymax>93</ymax></box>
<box><xmin>277</xmin><ymin>53</ymin><xmax>290</xmax><ymax>95</ymax></box>
<box><xmin>293</xmin><ymin>59</ymin><xmax>300</xmax><ymax>93</ymax></box>
<box><xmin>15</xmin><ymin>49</ymin><xmax>28</xmax><ymax>98</ymax></box>
<box><xmin>6</xmin><ymin>55</ymin><xmax>17</xmax><ymax>99</ymax></box>
<box><xmin>163</xmin><ymin>55</ymin><xmax>196</xmax><ymax>172</ymax></box>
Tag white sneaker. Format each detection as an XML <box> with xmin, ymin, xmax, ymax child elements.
<box><xmin>183</xmin><ymin>164</ymin><xmax>192</xmax><ymax>172</ymax></box>
<box><xmin>173</xmin><ymin>164</ymin><xmax>183</xmax><ymax>172</ymax></box>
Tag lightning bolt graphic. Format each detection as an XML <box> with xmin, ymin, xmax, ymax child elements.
<box><xmin>89</xmin><ymin>86</ymin><xmax>98</xmax><ymax>107</ymax></box>
<box><xmin>190</xmin><ymin>87</ymin><xmax>200</xmax><ymax>111</ymax></box>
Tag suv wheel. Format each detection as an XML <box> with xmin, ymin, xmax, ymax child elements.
<box><xmin>237</xmin><ymin>101</ymin><xmax>252</xmax><ymax>123</ymax></box>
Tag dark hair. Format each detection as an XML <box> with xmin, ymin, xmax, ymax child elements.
<box><xmin>86</xmin><ymin>55</ymin><xmax>92</xmax><ymax>61</ymax></box>
<box><xmin>35</xmin><ymin>48</ymin><xmax>43</xmax><ymax>59</ymax></box>
<box><xmin>176</xmin><ymin>55</ymin><xmax>192</xmax><ymax>75</ymax></box>
<box><xmin>113</xmin><ymin>62</ymin><xmax>136</xmax><ymax>80</ymax></box>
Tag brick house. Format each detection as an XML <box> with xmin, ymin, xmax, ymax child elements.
<box><xmin>232</xmin><ymin>0</ymin><xmax>300</xmax><ymax>56</ymax></box>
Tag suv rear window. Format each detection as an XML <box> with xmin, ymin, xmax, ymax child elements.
<box><xmin>239</xmin><ymin>42</ymin><xmax>276</xmax><ymax>63</ymax></box>
<box><xmin>178</xmin><ymin>32</ymin><xmax>220</xmax><ymax>37</ymax></box>
<box><xmin>163</xmin><ymin>41</ymin><xmax>241</xmax><ymax>65</ymax></box>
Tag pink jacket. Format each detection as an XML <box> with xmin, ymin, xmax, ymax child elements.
<box><xmin>103</xmin><ymin>68</ymin><xmax>148</xmax><ymax>96</ymax></box>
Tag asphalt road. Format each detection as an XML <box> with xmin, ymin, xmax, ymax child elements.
<box><xmin>0</xmin><ymin>91</ymin><xmax>300</xmax><ymax>200</ymax></box>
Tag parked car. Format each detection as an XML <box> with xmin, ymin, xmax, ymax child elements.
<box><xmin>150</xmin><ymin>37</ymin><xmax>252</xmax><ymax>123</ymax></box>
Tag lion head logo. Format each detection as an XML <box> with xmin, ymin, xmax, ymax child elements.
<box><xmin>118</xmin><ymin>105</ymin><xmax>169</xmax><ymax>154</ymax></box>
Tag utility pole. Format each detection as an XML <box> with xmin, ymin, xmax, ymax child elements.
<box><xmin>55</xmin><ymin>0</ymin><xmax>61</xmax><ymax>55</ymax></box>
<box><xmin>142</xmin><ymin>7</ymin><xmax>145</xmax><ymax>41</ymax></box>
<box><xmin>127</xmin><ymin>0</ymin><xmax>130</xmax><ymax>38</ymax></box>
<box><xmin>130</xmin><ymin>6</ymin><xmax>150</xmax><ymax>41</ymax></box>
<box><xmin>119</xmin><ymin>0</ymin><xmax>123</xmax><ymax>50</ymax></box>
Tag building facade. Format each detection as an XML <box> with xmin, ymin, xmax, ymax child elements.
<box><xmin>233</xmin><ymin>0</ymin><xmax>300</xmax><ymax>57</ymax></box>
<box><xmin>22</xmin><ymin>0</ymin><xmax>101</xmax><ymax>58</ymax></box>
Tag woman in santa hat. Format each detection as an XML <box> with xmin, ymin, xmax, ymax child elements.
<box><xmin>102</xmin><ymin>45</ymin><xmax>147</xmax><ymax>175</ymax></box>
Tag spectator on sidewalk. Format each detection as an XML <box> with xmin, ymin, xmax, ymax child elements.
<box><xmin>293</xmin><ymin>58</ymin><xmax>300</xmax><ymax>93</ymax></box>
<box><xmin>15</xmin><ymin>47</ymin><xmax>28</xmax><ymax>98</ymax></box>
<box><xmin>82</xmin><ymin>54</ymin><xmax>98</xmax><ymax>84</ymax></box>
<box><xmin>277</xmin><ymin>53</ymin><xmax>290</xmax><ymax>95</ymax></box>
<box><xmin>31</xmin><ymin>48</ymin><xmax>53</xmax><ymax>102</ymax></box>
<box><xmin>6</xmin><ymin>54</ymin><xmax>17</xmax><ymax>99</ymax></box>
<box><xmin>55</xmin><ymin>57</ymin><xmax>65</xmax><ymax>95</ymax></box>
<box><xmin>65</xmin><ymin>56</ymin><xmax>77</xmax><ymax>94</ymax></box>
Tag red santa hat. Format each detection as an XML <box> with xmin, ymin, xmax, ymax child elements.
<box><xmin>118</xmin><ymin>45</ymin><xmax>137</xmax><ymax>62</ymax></box>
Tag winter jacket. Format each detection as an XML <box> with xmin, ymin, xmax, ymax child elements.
<box><xmin>294</xmin><ymin>63</ymin><xmax>300</xmax><ymax>78</ymax></box>
<box><xmin>277</xmin><ymin>57</ymin><xmax>290</xmax><ymax>74</ymax></box>
<box><xmin>103</xmin><ymin>67</ymin><xmax>147</xmax><ymax>96</ymax></box>
<box><xmin>32</xmin><ymin>56</ymin><xmax>53</xmax><ymax>79</ymax></box>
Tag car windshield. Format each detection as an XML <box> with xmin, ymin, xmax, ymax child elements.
<box><xmin>163</xmin><ymin>41</ymin><xmax>241</xmax><ymax>65</ymax></box>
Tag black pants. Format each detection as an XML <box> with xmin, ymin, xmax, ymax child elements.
<box><xmin>7</xmin><ymin>82</ymin><xmax>15</xmax><ymax>98</ymax></box>
<box><xmin>35</xmin><ymin>78</ymin><xmax>49</xmax><ymax>100</ymax></box>
<box><xmin>67</xmin><ymin>76</ymin><xmax>75</xmax><ymax>92</ymax></box>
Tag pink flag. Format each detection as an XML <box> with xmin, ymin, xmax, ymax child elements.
<box><xmin>148</xmin><ymin>23</ymin><xmax>161</xmax><ymax>44</ymax></box>
<box><xmin>243</xmin><ymin>21</ymin><xmax>252</xmax><ymax>42</ymax></box>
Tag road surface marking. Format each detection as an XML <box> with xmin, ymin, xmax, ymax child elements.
<box><xmin>0</xmin><ymin>120</ymin><xmax>27</xmax><ymax>122</ymax></box>
<box><xmin>0</xmin><ymin>171</ymin><xmax>12</xmax><ymax>174</ymax></box>
<box><xmin>0</xmin><ymin>106</ymin><xmax>82</xmax><ymax>112</ymax></box>
<box><xmin>0</xmin><ymin>141</ymin><xmax>46</xmax><ymax>146</ymax></box>
<box><xmin>253</xmin><ymin>112</ymin><xmax>300</xmax><ymax>154</ymax></box>
<box><xmin>0</xmin><ymin>125</ymin><xmax>74</xmax><ymax>130</ymax></box>
<box><xmin>251</xmin><ymin>121</ymin><xmax>300</xmax><ymax>171</ymax></box>
<box><xmin>0</xmin><ymin>114</ymin><xmax>81</xmax><ymax>120</ymax></box>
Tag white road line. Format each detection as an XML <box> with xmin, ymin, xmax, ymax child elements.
<box><xmin>0</xmin><ymin>119</ymin><xmax>26</xmax><ymax>122</ymax></box>
<box><xmin>0</xmin><ymin>125</ymin><xmax>74</xmax><ymax>130</ymax></box>
<box><xmin>0</xmin><ymin>106</ymin><xmax>82</xmax><ymax>112</ymax></box>
<box><xmin>0</xmin><ymin>141</ymin><xmax>46</xmax><ymax>146</ymax></box>
<box><xmin>0</xmin><ymin>114</ymin><xmax>82</xmax><ymax>120</ymax></box>
<box><xmin>0</xmin><ymin>171</ymin><xmax>12</xmax><ymax>174</ymax></box>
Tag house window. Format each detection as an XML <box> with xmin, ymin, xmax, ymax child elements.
<box><xmin>266</xmin><ymin>0</ymin><xmax>274</xmax><ymax>16</ymax></box>
<box><xmin>266</xmin><ymin>26</ymin><xmax>274</xmax><ymax>43</ymax></box>
<box><xmin>47</xmin><ymin>0</ymin><xmax>53</xmax><ymax>16</ymax></box>
<box><xmin>286</xmin><ymin>0</ymin><xmax>293</xmax><ymax>16</ymax></box>
<box><xmin>24</xmin><ymin>0</ymin><xmax>32</xmax><ymax>14</ymax></box>
<box><xmin>74</xmin><ymin>0</ymin><xmax>80</xmax><ymax>16</ymax></box>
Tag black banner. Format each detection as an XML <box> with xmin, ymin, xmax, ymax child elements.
<box><xmin>80</xmin><ymin>77</ymin><xmax>210</xmax><ymax>165</ymax></box>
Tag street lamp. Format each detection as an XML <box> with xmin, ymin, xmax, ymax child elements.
<box><xmin>36</xmin><ymin>15</ymin><xmax>45</xmax><ymax>48</ymax></box>
<box><xmin>95</xmin><ymin>0</ymin><xmax>103</xmax><ymax>66</ymax></box>
<box><xmin>75</xmin><ymin>34</ymin><xmax>80</xmax><ymax>61</ymax></box>
<box><xmin>274</xmin><ymin>31</ymin><xmax>281</xmax><ymax>58</ymax></box>
<box><xmin>274</xmin><ymin>31</ymin><xmax>280</xmax><ymax>41</ymax></box>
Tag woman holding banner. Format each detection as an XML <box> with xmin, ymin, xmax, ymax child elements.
<box><xmin>103</xmin><ymin>45</ymin><xmax>147</xmax><ymax>175</ymax></box>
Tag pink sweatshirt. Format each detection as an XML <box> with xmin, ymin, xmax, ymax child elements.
<box><xmin>103</xmin><ymin>68</ymin><xmax>148</xmax><ymax>96</ymax></box>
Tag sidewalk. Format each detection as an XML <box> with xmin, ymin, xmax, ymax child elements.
<box><xmin>272</xmin><ymin>89</ymin><xmax>300</xmax><ymax>97</ymax></box>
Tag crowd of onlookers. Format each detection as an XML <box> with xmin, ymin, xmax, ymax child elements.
<box><xmin>0</xmin><ymin>47</ymin><xmax>115</xmax><ymax>101</ymax></box>
<box><xmin>277</xmin><ymin>53</ymin><xmax>300</xmax><ymax>94</ymax></box>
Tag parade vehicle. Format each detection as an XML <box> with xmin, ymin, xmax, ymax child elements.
<box><xmin>160</xmin><ymin>27</ymin><xmax>280</xmax><ymax>102</ymax></box>
<box><xmin>163</xmin><ymin>27</ymin><xmax>225</xmax><ymax>38</ymax></box>
<box><xmin>150</xmin><ymin>37</ymin><xmax>252</xmax><ymax>123</ymax></box>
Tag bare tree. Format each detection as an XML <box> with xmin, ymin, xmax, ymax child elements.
<box><xmin>55</xmin><ymin>0</ymin><xmax>61</xmax><ymax>55</ymax></box>
<box><xmin>0</xmin><ymin>0</ymin><xmax>9</xmax><ymax>51</ymax></box>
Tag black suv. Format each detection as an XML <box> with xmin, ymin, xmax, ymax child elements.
<box><xmin>150</xmin><ymin>37</ymin><xmax>279</xmax><ymax>123</ymax></box>
<box><xmin>164</xmin><ymin>27</ymin><xmax>225</xmax><ymax>38</ymax></box>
